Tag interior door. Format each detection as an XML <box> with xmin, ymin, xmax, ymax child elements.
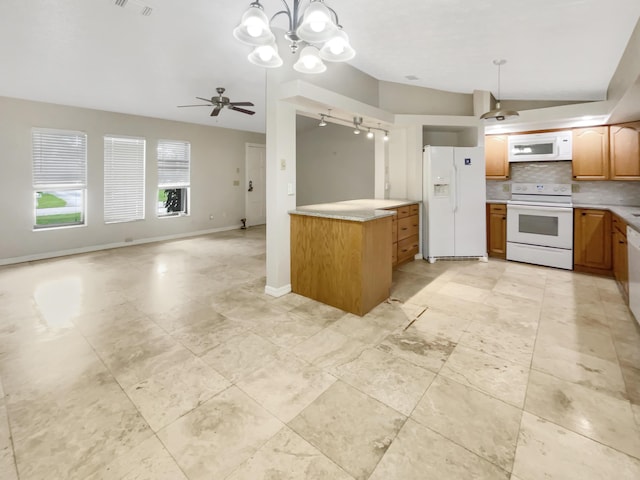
<box><xmin>245</xmin><ymin>143</ymin><xmax>266</xmax><ymax>226</ymax></box>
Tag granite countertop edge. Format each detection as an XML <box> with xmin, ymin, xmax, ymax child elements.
<box><xmin>572</xmin><ymin>203</ymin><xmax>640</xmax><ymax>232</ymax></box>
<box><xmin>289</xmin><ymin>199</ymin><xmax>420</xmax><ymax>223</ymax></box>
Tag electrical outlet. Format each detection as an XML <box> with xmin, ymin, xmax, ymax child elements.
<box><xmin>571</xmin><ymin>184</ymin><xmax>580</xmax><ymax>193</ymax></box>
<box><xmin>233</xmin><ymin>180</ymin><xmax>239</xmax><ymax>186</ymax></box>
<box><xmin>502</xmin><ymin>184</ymin><xmax>510</xmax><ymax>192</ymax></box>
<box><xmin>280</xmin><ymin>158</ymin><xmax>286</xmax><ymax>170</ymax></box>
<box><xmin>209</xmin><ymin>214</ymin><xmax>214</xmax><ymax>220</ymax></box>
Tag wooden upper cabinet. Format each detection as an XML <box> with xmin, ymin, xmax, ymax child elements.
<box><xmin>572</xmin><ymin>126</ymin><xmax>610</xmax><ymax>180</ymax></box>
<box><xmin>610</xmin><ymin>121</ymin><xmax>640</xmax><ymax>180</ymax></box>
<box><xmin>485</xmin><ymin>135</ymin><xmax>509</xmax><ymax>179</ymax></box>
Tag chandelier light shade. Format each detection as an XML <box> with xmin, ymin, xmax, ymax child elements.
<box><xmin>294</xmin><ymin>46</ymin><xmax>326</xmax><ymax>73</ymax></box>
<box><xmin>234</xmin><ymin>0</ymin><xmax>355</xmax><ymax>74</ymax></box>
<box><xmin>248</xmin><ymin>44</ymin><xmax>283</xmax><ymax>68</ymax></box>
<box><xmin>233</xmin><ymin>5</ymin><xmax>275</xmax><ymax>46</ymax></box>
<box><xmin>319</xmin><ymin>29</ymin><xmax>355</xmax><ymax>62</ymax></box>
<box><xmin>295</xmin><ymin>1</ymin><xmax>338</xmax><ymax>43</ymax></box>
<box><xmin>480</xmin><ymin>59</ymin><xmax>519</xmax><ymax>121</ymax></box>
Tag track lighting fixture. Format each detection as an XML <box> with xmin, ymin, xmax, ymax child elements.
<box><xmin>314</xmin><ymin>112</ymin><xmax>390</xmax><ymax>140</ymax></box>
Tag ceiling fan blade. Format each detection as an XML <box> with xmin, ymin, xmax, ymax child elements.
<box><xmin>210</xmin><ymin>105</ymin><xmax>223</xmax><ymax>117</ymax></box>
<box><xmin>229</xmin><ymin>106</ymin><xmax>255</xmax><ymax>115</ymax></box>
<box><xmin>177</xmin><ymin>104</ymin><xmax>211</xmax><ymax>108</ymax></box>
<box><xmin>196</xmin><ymin>96</ymin><xmax>213</xmax><ymax>103</ymax></box>
<box><xmin>229</xmin><ymin>102</ymin><xmax>254</xmax><ymax>107</ymax></box>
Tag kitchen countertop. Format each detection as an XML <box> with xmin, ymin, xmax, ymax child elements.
<box><xmin>290</xmin><ymin>199</ymin><xmax>419</xmax><ymax>222</ymax></box>
<box><xmin>573</xmin><ymin>203</ymin><xmax>640</xmax><ymax>232</ymax></box>
<box><xmin>486</xmin><ymin>199</ymin><xmax>509</xmax><ymax>204</ymax></box>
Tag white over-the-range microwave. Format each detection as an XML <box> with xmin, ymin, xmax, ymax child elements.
<box><xmin>508</xmin><ymin>131</ymin><xmax>572</xmax><ymax>162</ymax></box>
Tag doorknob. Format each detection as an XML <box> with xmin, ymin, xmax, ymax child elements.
<box><xmin>248</xmin><ymin>180</ymin><xmax>253</xmax><ymax>192</ymax></box>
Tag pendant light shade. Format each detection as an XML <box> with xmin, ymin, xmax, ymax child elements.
<box><xmin>248</xmin><ymin>43</ymin><xmax>283</xmax><ymax>68</ymax></box>
<box><xmin>293</xmin><ymin>46</ymin><xmax>327</xmax><ymax>74</ymax></box>
<box><xmin>233</xmin><ymin>4</ymin><xmax>274</xmax><ymax>46</ymax></box>
<box><xmin>296</xmin><ymin>1</ymin><xmax>339</xmax><ymax>43</ymax></box>
<box><xmin>480</xmin><ymin>59</ymin><xmax>519</xmax><ymax>121</ymax></box>
<box><xmin>319</xmin><ymin>29</ymin><xmax>355</xmax><ymax>62</ymax></box>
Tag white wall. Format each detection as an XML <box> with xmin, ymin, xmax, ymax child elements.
<box><xmin>0</xmin><ymin>96</ymin><xmax>265</xmax><ymax>263</ymax></box>
<box><xmin>296</xmin><ymin>116</ymin><xmax>374</xmax><ymax>206</ymax></box>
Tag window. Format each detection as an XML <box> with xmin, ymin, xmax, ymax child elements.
<box><xmin>104</xmin><ymin>135</ymin><xmax>145</xmax><ymax>223</ymax></box>
<box><xmin>32</xmin><ymin>128</ymin><xmax>87</xmax><ymax>229</ymax></box>
<box><xmin>157</xmin><ymin>140</ymin><xmax>190</xmax><ymax>216</ymax></box>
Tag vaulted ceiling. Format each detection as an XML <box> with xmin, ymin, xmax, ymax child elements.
<box><xmin>1</xmin><ymin>0</ymin><xmax>639</xmax><ymax>133</ymax></box>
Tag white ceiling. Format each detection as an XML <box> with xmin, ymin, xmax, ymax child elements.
<box><xmin>1</xmin><ymin>0</ymin><xmax>639</xmax><ymax>133</ymax></box>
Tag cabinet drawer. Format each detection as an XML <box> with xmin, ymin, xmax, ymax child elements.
<box><xmin>489</xmin><ymin>204</ymin><xmax>506</xmax><ymax>214</ymax></box>
<box><xmin>398</xmin><ymin>235</ymin><xmax>419</xmax><ymax>263</ymax></box>
<box><xmin>409</xmin><ymin>203</ymin><xmax>419</xmax><ymax>216</ymax></box>
<box><xmin>398</xmin><ymin>215</ymin><xmax>419</xmax><ymax>241</ymax></box>
<box><xmin>397</xmin><ymin>205</ymin><xmax>412</xmax><ymax>219</ymax></box>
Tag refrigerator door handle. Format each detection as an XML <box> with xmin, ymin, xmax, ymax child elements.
<box><xmin>451</xmin><ymin>164</ymin><xmax>458</xmax><ymax>213</ymax></box>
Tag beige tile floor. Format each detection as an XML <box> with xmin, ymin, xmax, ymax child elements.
<box><xmin>1</xmin><ymin>226</ymin><xmax>640</xmax><ymax>479</ymax></box>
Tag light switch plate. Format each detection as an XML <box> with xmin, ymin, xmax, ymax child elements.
<box><xmin>233</xmin><ymin>180</ymin><xmax>239</xmax><ymax>186</ymax></box>
<box><xmin>287</xmin><ymin>183</ymin><xmax>295</xmax><ymax>195</ymax></box>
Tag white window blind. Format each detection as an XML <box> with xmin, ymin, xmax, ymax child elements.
<box><xmin>104</xmin><ymin>136</ymin><xmax>146</xmax><ymax>223</ymax></box>
<box><xmin>158</xmin><ymin>140</ymin><xmax>190</xmax><ymax>188</ymax></box>
<box><xmin>32</xmin><ymin>128</ymin><xmax>87</xmax><ymax>188</ymax></box>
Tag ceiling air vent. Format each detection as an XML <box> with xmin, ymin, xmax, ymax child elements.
<box><xmin>111</xmin><ymin>0</ymin><xmax>153</xmax><ymax>16</ymax></box>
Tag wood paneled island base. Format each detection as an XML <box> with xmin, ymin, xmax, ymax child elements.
<box><xmin>290</xmin><ymin>213</ymin><xmax>392</xmax><ymax>316</ymax></box>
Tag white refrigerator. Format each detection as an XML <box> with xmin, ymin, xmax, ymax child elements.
<box><xmin>422</xmin><ymin>146</ymin><xmax>487</xmax><ymax>262</ymax></box>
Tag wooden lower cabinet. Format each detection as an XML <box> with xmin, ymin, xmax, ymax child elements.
<box><xmin>574</xmin><ymin>208</ymin><xmax>612</xmax><ymax>275</ymax></box>
<box><xmin>290</xmin><ymin>214</ymin><xmax>392</xmax><ymax>316</ymax></box>
<box><xmin>387</xmin><ymin>203</ymin><xmax>419</xmax><ymax>268</ymax></box>
<box><xmin>612</xmin><ymin>214</ymin><xmax>629</xmax><ymax>299</ymax></box>
<box><xmin>486</xmin><ymin>203</ymin><xmax>507</xmax><ymax>259</ymax></box>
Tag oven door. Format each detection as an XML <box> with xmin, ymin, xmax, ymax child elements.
<box><xmin>507</xmin><ymin>204</ymin><xmax>573</xmax><ymax>249</ymax></box>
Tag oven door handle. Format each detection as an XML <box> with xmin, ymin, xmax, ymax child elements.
<box><xmin>508</xmin><ymin>204</ymin><xmax>573</xmax><ymax>213</ymax></box>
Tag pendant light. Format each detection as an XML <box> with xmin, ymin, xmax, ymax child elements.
<box><xmin>480</xmin><ymin>59</ymin><xmax>519</xmax><ymax>121</ymax></box>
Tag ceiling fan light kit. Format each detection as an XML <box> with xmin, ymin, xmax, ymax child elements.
<box><xmin>480</xmin><ymin>59</ymin><xmax>519</xmax><ymax>122</ymax></box>
<box><xmin>234</xmin><ymin>0</ymin><xmax>355</xmax><ymax>73</ymax></box>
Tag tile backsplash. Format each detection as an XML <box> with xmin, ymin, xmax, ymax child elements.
<box><xmin>486</xmin><ymin>161</ymin><xmax>640</xmax><ymax>206</ymax></box>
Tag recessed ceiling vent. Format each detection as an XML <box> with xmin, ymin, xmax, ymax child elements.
<box><xmin>111</xmin><ymin>0</ymin><xmax>153</xmax><ymax>16</ymax></box>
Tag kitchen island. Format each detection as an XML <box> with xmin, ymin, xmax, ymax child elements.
<box><xmin>289</xmin><ymin>199</ymin><xmax>420</xmax><ymax>316</ymax></box>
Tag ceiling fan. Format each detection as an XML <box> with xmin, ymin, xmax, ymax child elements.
<box><xmin>178</xmin><ymin>87</ymin><xmax>255</xmax><ymax>116</ymax></box>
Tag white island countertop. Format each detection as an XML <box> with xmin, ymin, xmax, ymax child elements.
<box><xmin>290</xmin><ymin>199</ymin><xmax>420</xmax><ymax>222</ymax></box>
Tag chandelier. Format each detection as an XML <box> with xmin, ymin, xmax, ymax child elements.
<box><xmin>233</xmin><ymin>0</ymin><xmax>355</xmax><ymax>74</ymax></box>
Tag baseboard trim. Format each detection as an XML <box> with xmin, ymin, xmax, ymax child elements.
<box><xmin>0</xmin><ymin>224</ymin><xmax>242</xmax><ymax>266</ymax></box>
<box><xmin>264</xmin><ymin>284</ymin><xmax>292</xmax><ymax>298</ymax></box>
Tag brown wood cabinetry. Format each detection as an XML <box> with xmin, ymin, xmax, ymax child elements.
<box><xmin>610</xmin><ymin>122</ymin><xmax>640</xmax><ymax>180</ymax></box>
<box><xmin>486</xmin><ymin>203</ymin><xmax>507</xmax><ymax>259</ymax></box>
<box><xmin>387</xmin><ymin>203</ymin><xmax>420</xmax><ymax>268</ymax></box>
<box><xmin>572</xmin><ymin>127</ymin><xmax>610</xmax><ymax>180</ymax></box>
<box><xmin>612</xmin><ymin>214</ymin><xmax>629</xmax><ymax>299</ymax></box>
<box><xmin>574</xmin><ymin>208</ymin><xmax>612</xmax><ymax>275</ymax></box>
<box><xmin>290</xmin><ymin>214</ymin><xmax>392</xmax><ymax>316</ymax></box>
<box><xmin>485</xmin><ymin>135</ymin><xmax>509</xmax><ymax>179</ymax></box>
